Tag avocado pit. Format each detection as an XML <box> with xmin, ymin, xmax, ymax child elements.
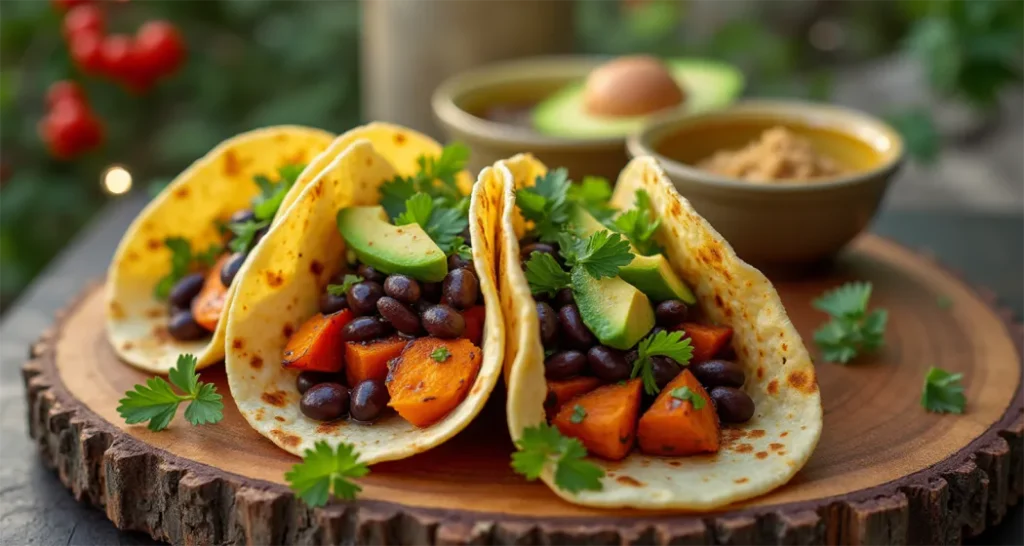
<box><xmin>583</xmin><ymin>56</ymin><xmax>686</xmax><ymax>118</ymax></box>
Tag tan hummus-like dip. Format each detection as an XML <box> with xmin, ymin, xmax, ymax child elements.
<box><xmin>698</xmin><ymin>126</ymin><xmax>845</xmax><ymax>182</ymax></box>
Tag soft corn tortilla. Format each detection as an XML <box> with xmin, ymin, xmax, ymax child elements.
<box><xmin>501</xmin><ymin>154</ymin><xmax>823</xmax><ymax>510</ymax></box>
<box><xmin>106</xmin><ymin>126</ymin><xmax>335</xmax><ymax>374</ymax></box>
<box><xmin>224</xmin><ymin>127</ymin><xmax>505</xmax><ymax>461</ymax></box>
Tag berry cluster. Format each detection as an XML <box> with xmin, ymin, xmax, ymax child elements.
<box><xmin>40</xmin><ymin>81</ymin><xmax>104</xmax><ymax>159</ymax></box>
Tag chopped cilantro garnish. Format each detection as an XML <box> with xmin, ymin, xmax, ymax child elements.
<box><xmin>572</xmin><ymin>230</ymin><xmax>633</xmax><ymax>280</ymax></box>
<box><xmin>569</xmin><ymin>404</ymin><xmax>587</xmax><ymax>424</ymax></box>
<box><xmin>431</xmin><ymin>346</ymin><xmax>452</xmax><ymax>362</ymax></box>
<box><xmin>394</xmin><ymin>192</ymin><xmax>468</xmax><ymax>255</ymax></box>
<box><xmin>630</xmin><ymin>330</ymin><xmax>693</xmax><ymax>395</ymax></box>
<box><xmin>327</xmin><ymin>274</ymin><xmax>364</xmax><ymax>296</ymax></box>
<box><xmin>284</xmin><ymin>441</ymin><xmax>369</xmax><ymax>507</ymax></box>
<box><xmin>378</xmin><ymin>143</ymin><xmax>469</xmax><ymax>219</ymax></box>
<box><xmin>516</xmin><ymin>169</ymin><xmax>573</xmax><ymax>243</ymax></box>
<box><xmin>227</xmin><ymin>219</ymin><xmax>269</xmax><ymax>254</ymax></box>
<box><xmin>921</xmin><ymin>366</ymin><xmax>966</xmax><ymax>414</ymax></box>
<box><xmin>252</xmin><ymin>163</ymin><xmax>305</xmax><ymax>221</ymax></box>
<box><xmin>813</xmin><ymin>282</ymin><xmax>888</xmax><ymax>364</ymax></box>
<box><xmin>568</xmin><ymin>176</ymin><xmax>616</xmax><ymax>224</ymax></box>
<box><xmin>524</xmin><ymin>252</ymin><xmax>571</xmax><ymax>297</ymax></box>
<box><xmin>153</xmin><ymin>237</ymin><xmax>223</xmax><ymax>300</ymax></box>
<box><xmin>670</xmin><ymin>386</ymin><xmax>706</xmax><ymax>410</ymax></box>
<box><xmin>613</xmin><ymin>190</ymin><xmax>662</xmax><ymax>256</ymax></box>
<box><xmin>117</xmin><ymin>354</ymin><xmax>224</xmax><ymax>431</ymax></box>
<box><xmin>511</xmin><ymin>423</ymin><xmax>604</xmax><ymax>493</ymax></box>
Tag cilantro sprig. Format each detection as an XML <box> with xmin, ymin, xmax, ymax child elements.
<box><xmin>431</xmin><ymin>346</ymin><xmax>451</xmax><ymax>362</ymax></box>
<box><xmin>154</xmin><ymin>238</ymin><xmax>223</xmax><ymax>300</ymax></box>
<box><xmin>285</xmin><ymin>441</ymin><xmax>369</xmax><ymax>507</ymax></box>
<box><xmin>812</xmin><ymin>282</ymin><xmax>888</xmax><ymax>364</ymax></box>
<box><xmin>516</xmin><ymin>169</ymin><xmax>573</xmax><ymax>243</ymax></box>
<box><xmin>524</xmin><ymin>253</ymin><xmax>571</xmax><ymax>297</ymax></box>
<box><xmin>394</xmin><ymin>192</ymin><xmax>468</xmax><ymax>255</ymax></box>
<box><xmin>630</xmin><ymin>330</ymin><xmax>693</xmax><ymax>395</ymax></box>
<box><xmin>921</xmin><ymin>366</ymin><xmax>966</xmax><ymax>414</ymax></box>
<box><xmin>378</xmin><ymin>143</ymin><xmax>469</xmax><ymax>219</ymax></box>
<box><xmin>326</xmin><ymin>274</ymin><xmax>364</xmax><ymax>296</ymax></box>
<box><xmin>226</xmin><ymin>164</ymin><xmax>305</xmax><ymax>254</ymax></box>
<box><xmin>613</xmin><ymin>190</ymin><xmax>662</xmax><ymax>256</ymax></box>
<box><xmin>523</xmin><ymin>231</ymin><xmax>632</xmax><ymax>297</ymax></box>
<box><xmin>568</xmin><ymin>176</ymin><xmax>616</xmax><ymax>224</ymax></box>
<box><xmin>569</xmin><ymin>404</ymin><xmax>587</xmax><ymax>424</ymax></box>
<box><xmin>511</xmin><ymin>423</ymin><xmax>604</xmax><ymax>493</ymax></box>
<box><xmin>670</xmin><ymin>386</ymin><xmax>706</xmax><ymax>410</ymax></box>
<box><xmin>117</xmin><ymin>354</ymin><xmax>224</xmax><ymax>431</ymax></box>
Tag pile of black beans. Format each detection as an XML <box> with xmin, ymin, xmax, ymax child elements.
<box><xmin>297</xmin><ymin>253</ymin><xmax>481</xmax><ymax>423</ymax></box>
<box><xmin>166</xmin><ymin>208</ymin><xmax>262</xmax><ymax>342</ymax></box>
<box><xmin>524</xmin><ymin>241</ymin><xmax>755</xmax><ymax>424</ymax></box>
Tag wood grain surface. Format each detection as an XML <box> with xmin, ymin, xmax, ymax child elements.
<box><xmin>22</xmin><ymin>234</ymin><xmax>1022</xmax><ymax>545</ymax></box>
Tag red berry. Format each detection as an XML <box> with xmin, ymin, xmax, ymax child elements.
<box><xmin>41</xmin><ymin>101</ymin><xmax>103</xmax><ymax>159</ymax></box>
<box><xmin>52</xmin><ymin>0</ymin><xmax>91</xmax><ymax>12</ymax></box>
<box><xmin>99</xmin><ymin>34</ymin><xmax>138</xmax><ymax>80</ymax></box>
<box><xmin>135</xmin><ymin>21</ymin><xmax>185</xmax><ymax>77</ymax></box>
<box><xmin>46</xmin><ymin>81</ymin><xmax>84</xmax><ymax>108</ymax></box>
<box><xmin>63</xmin><ymin>4</ymin><xmax>104</xmax><ymax>40</ymax></box>
<box><xmin>69</xmin><ymin>32</ymin><xmax>106</xmax><ymax>74</ymax></box>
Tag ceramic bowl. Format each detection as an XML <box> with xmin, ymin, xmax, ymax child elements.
<box><xmin>627</xmin><ymin>100</ymin><xmax>905</xmax><ymax>269</ymax></box>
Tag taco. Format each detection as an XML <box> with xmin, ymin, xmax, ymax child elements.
<box><xmin>498</xmin><ymin>154</ymin><xmax>822</xmax><ymax>509</ymax></box>
<box><xmin>106</xmin><ymin>126</ymin><xmax>335</xmax><ymax>373</ymax></box>
<box><xmin>223</xmin><ymin>124</ymin><xmax>505</xmax><ymax>462</ymax></box>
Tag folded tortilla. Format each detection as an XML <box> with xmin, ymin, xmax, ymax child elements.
<box><xmin>224</xmin><ymin>124</ymin><xmax>505</xmax><ymax>462</ymax></box>
<box><xmin>106</xmin><ymin>126</ymin><xmax>335</xmax><ymax>374</ymax></box>
<box><xmin>500</xmin><ymin>154</ymin><xmax>823</xmax><ymax>509</ymax></box>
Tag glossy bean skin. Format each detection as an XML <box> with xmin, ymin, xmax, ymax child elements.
<box><xmin>220</xmin><ymin>252</ymin><xmax>247</xmax><ymax>287</ymax></box>
<box><xmin>383</xmin><ymin>275</ymin><xmax>420</xmax><ymax>304</ymax></box>
<box><xmin>421</xmin><ymin>304</ymin><xmax>465</xmax><ymax>338</ymax></box>
<box><xmin>536</xmin><ymin>302</ymin><xmax>559</xmax><ymax>347</ymax></box>
<box><xmin>710</xmin><ymin>386</ymin><xmax>755</xmax><ymax>423</ymax></box>
<box><xmin>520</xmin><ymin>242</ymin><xmax>556</xmax><ymax>260</ymax></box>
<box><xmin>448</xmin><ymin>253</ymin><xmax>473</xmax><ymax>271</ymax></box>
<box><xmin>296</xmin><ymin>371</ymin><xmax>341</xmax><ymax>394</ymax></box>
<box><xmin>350</xmin><ymin>379</ymin><xmax>390</xmax><ymax>422</ymax></box>
<box><xmin>544</xmin><ymin>350</ymin><xmax>587</xmax><ymax>380</ymax></box>
<box><xmin>690</xmin><ymin>360</ymin><xmax>745</xmax><ymax>388</ymax></box>
<box><xmin>357</xmin><ymin>264</ymin><xmax>387</xmax><ymax>283</ymax></box>
<box><xmin>319</xmin><ymin>290</ymin><xmax>348</xmax><ymax>315</ymax></box>
<box><xmin>300</xmin><ymin>383</ymin><xmax>350</xmax><ymax>421</ymax></box>
<box><xmin>229</xmin><ymin>208</ymin><xmax>255</xmax><ymax>224</ymax></box>
<box><xmin>587</xmin><ymin>346</ymin><xmax>631</xmax><ymax>382</ymax></box>
<box><xmin>555</xmin><ymin>288</ymin><xmax>575</xmax><ymax>307</ymax></box>
<box><xmin>650</xmin><ymin>356</ymin><xmax>682</xmax><ymax>390</ymax></box>
<box><xmin>346</xmin><ymin>281</ymin><xmax>384</xmax><ymax>316</ymax></box>
<box><xmin>168</xmin><ymin>273</ymin><xmax>205</xmax><ymax>309</ymax></box>
<box><xmin>442</xmin><ymin>268</ymin><xmax>479</xmax><ymax>309</ymax></box>
<box><xmin>557</xmin><ymin>304</ymin><xmax>595</xmax><ymax>349</ymax></box>
<box><xmin>168</xmin><ymin>310</ymin><xmax>207</xmax><ymax>341</ymax></box>
<box><xmin>342</xmin><ymin>316</ymin><xmax>393</xmax><ymax>342</ymax></box>
<box><xmin>377</xmin><ymin>296</ymin><xmax>422</xmax><ymax>335</ymax></box>
<box><xmin>421</xmin><ymin>282</ymin><xmax>442</xmax><ymax>302</ymax></box>
<box><xmin>655</xmin><ymin>299</ymin><xmax>690</xmax><ymax>326</ymax></box>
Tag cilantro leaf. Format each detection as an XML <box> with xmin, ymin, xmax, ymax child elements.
<box><xmin>285</xmin><ymin>441</ymin><xmax>369</xmax><ymax>507</ymax></box>
<box><xmin>568</xmin><ymin>176</ymin><xmax>616</xmax><ymax>224</ymax></box>
<box><xmin>524</xmin><ymin>252</ymin><xmax>571</xmax><ymax>297</ymax></box>
<box><xmin>516</xmin><ymin>169</ymin><xmax>572</xmax><ymax>243</ymax></box>
<box><xmin>228</xmin><ymin>219</ymin><xmax>269</xmax><ymax>254</ymax></box>
<box><xmin>569</xmin><ymin>404</ymin><xmax>587</xmax><ymax>424</ymax></box>
<box><xmin>393</xmin><ymin>193</ymin><xmax>468</xmax><ymax>254</ymax></box>
<box><xmin>575</xmin><ymin>231</ymin><xmax>633</xmax><ymax>280</ymax></box>
<box><xmin>117</xmin><ymin>354</ymin><xmax>224</xmax><ymax>431</ymax></box>
<box><xmin>420</xmin><ymin>142</ymin><xmax>469</xmax><ymax>197</ymax></box>
<box><xmin>327</xmin><ymin>274</ymin><xmax>364</xmax><ymax>297</ymax></box>
<box><xmin>511</xmin><ymin>423</ymin><xmax>604</xmax><ymax>493</ymax></box>
<box><xmin>252</xmin><ymin>164</ymin><xmax>305</xmax><ymax>221</ymax></box>
<box><xmin>921</xmin><ymin>366</ymin><xmax>966</xmax><ymax>414</ymax></box>
<box><xmin>670</xmin><ymin>386</ymin><xmax>706</xmax><ymax>410</ymax></box>
<box><xmin>812</xmin><ymin>282</ymin><xmax>888</xmax><ymax>364</ymax></box>
<box><xmin>153</xmin><ymin>237</ymin><xmax>193</xmax><ymax>300</ymax></box>
<box><xmin>631</xmin><ymin>330</ymin><xmax>693</xmax><ymax>395</ymax></box>
<box><xmin>194</xmin><ymin>243</ymin><xmax>224</xmax><ymax>267</ymax></box>
<box><xmin>613</xmin><ymin>190</ymin><xmax>662</xmax><ymax>256</ymax></box>
<box><xmin>379</xmin><ymin>143</ymin><xmax>470</xmax><ymax>220</ymax></box>
<box><xmin>431</xmin><ymin>346</ymin><xmax>451</xmax><ymax>362</ymax></box>
<box><xmin>379</xmin><ymin>176</ymin><xmax>418</xmax><ymax>220</ymax></box>
<box><xmin>394</xmin><ymin>192</ymin><xmax>434</xmax><ymax>226</ymax></box>
<box><xmin>453</xmin><ymin>238</ymin><xmax>473</xmax><ymax>261</ymax></box>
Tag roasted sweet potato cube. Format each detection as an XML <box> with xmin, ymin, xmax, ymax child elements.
<box><xmin>387</xmin><ymin>337</ymin><xmax>482</xmax><ymax>428</ymax></box>
<box><xmin>344</xmin><ymin>335</ymin><xmax>409</xmax><ymax>385</ymax></box>
<box><xmin>191</xmin><ymin>254</ymin><xmax>230</xmax><ymax>332</ymax></box>
<box><xmin>674</xmin><ymin>323</ymin><xmax>733</xmax><ymax>363</ymax></box>
<box><xmin>638</xmin><ymin>369</ymin><xmax>720</xmax><ymax>456</ymax></box>
<box><xmin>552</xmin><ymin>378</ymin><xmax>642</xmax><ymax>461</ymax></box>
<box><xmin>544</xmin><ymin>376</ymin><xmax>601</xmax><ymax>420</ymax></box>
<box><xmin>282</xmin><ymin>310</ymin><xmax>353</xmax><ymax>372</ymax></box>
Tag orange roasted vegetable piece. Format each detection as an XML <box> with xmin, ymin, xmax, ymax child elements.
<box><xmin>387</xmin><ymin>337</ymin><xmax>482</xmax><ymax>428</ymax></box>
<box><xmin>637</xmin><ymin>369</ymin><xmax>720</xmax><ymax>456</ymax></box>
<box><xmin>191</xmin><ymin>254</ymin><xmax>230</xmax><ymax>332</ymax></box>
<box><xmin>674</xmin><ymin>322</ymin><xmax>733</xmax><ymax>363</ymax></box>
<box><xmin>462</xmin><ymin>305</ymin><xmax>485</xmax><ymax>346</ymax></box>
<box><xmin>344</xmin><ymin>335</ymin><xmax>409</xmax><ymax>386</ymax></box>
<box><xmin>544</xmin><ymin>376</ymin><xmax>601</xmax><ymax>420</ymax></box>
<box><xmin>553</xmin><ymin>378</ymin><xmax>642</xmax><ymax>461</ymax></box>
<box><xmin>282</xmin><ymin>310</ymin><xmax>354</xmax><ymax>372</ymax></box>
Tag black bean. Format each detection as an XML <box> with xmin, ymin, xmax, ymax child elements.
<box><xmin>319</xmin><ymin>290</ymin><xmax>349</xmax><ymax>315</ymax></box>
<box><xmin>710</xmin><ymin>386</ymin><xmax>755</xmax><ymax>423</ymax></box>
<box><xmin>555</xmin><ymin>288</ymin><xmax>575</xmax><ymax>307</ymax></box>
<box><xmin>421</xmin><ymin>304</ymin><xmax>465</xmax><ymax>338</ymax></box>
<box><xmin>300</xmin><ymin>383</ymin><xmax>349</xmax><ymax>421</ymax></box>
<box><xmin>650</xmin><ymin>356</ymin><xmax>681</xmax><ymax>390</ymax></box>
<box><xmin>229</xmin><ymin>208</ymin><xmax>255</xmax><ymax>224</ymax></box>
<box><xmin>544</xmin><ymin>350</ymin><xmax>587</xmax><ymax>379</ymax></box>
<box><xmin>557</xmin><ymin>304</ymin><xmax>595</xmax><ymax>349</ymax></box>
<box><xmin>297</xmin><ymin>371</ymin><xmax>342</xmax><ymax>394</ymax></box>
<box><xmin>520</xmin><ymin>242</ymin><xmax>556</xmax><ymax>260</ymax></box>
<box><xmin>357</xmin><ymin>264</ymin><xmax>386</xmax><ymax>283</ymax></box>
<box><xmin>168</xmin><ymin>310</ymin><xmax>207</xmax><ymax>341</ymax></box>
<box><xmin>536</xmin><ymin>302</ymin><xmax>559</xmax><ymax>347</ymax></box>
<box><xmin>342</xmin><ymin>316</ymin><xmax>393</xmax><ymax>342</ymax></box>
<box><xmin>346</xmin><ymin>281</ymin><xmax>384</xmax><ymax>316</ymax></box>
<box><xmin>587</xmin><ymin>346</ymin><xmax>631</xmax><ymax>382</ymax></box>
<box><xmin>252</xmin><ymin>225</ymin><xmax>269</xmax><ymax>246</ymax></box>
<box><xmin>655</xmin><ymin>299</ymin><xmax>690</xmax><ymax>326</ymax></box>
<box><xmin>219</xmin><ymin>251</ymin><xmax>247</xmax><ymax>287</ymax></box>
<box><xmin>168</xmin><ymin>273</ymin><xmax>205</xmax><ymax>309</ymax></box>
<box><xmin>448</xmin><ymin>253</ymin><xmax>473</xmax><ymax>271</ymax></box>
<box><xmin>377</xmin><ymin>296</ymin><xmax>421</xmax><ymax>335</ymax></box>
<box><xmin>350</xmin><ymin>379</ymin><xmax>390</xmax><ymax>422</ymax></box>
<box><xmin>443</xmin><ymin>268</ymin><xmax>479</xmax><ymax>309</ymax></box>
<box><xmin>691</xmin><ymin>360</ymin><xmax>745</xmax><ymax>389</ymax></box>
<box><xmin>384</xmin><ymin>274</ymin><xmax>420</xmax><ymax>304</ymax></box>
<box><xmin>421</xmin><ymin>281</ymin><xmax>442</xmax><ymax>302</ymax></box>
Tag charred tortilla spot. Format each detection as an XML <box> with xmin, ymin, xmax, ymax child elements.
<box><xmin>394</xmin><ymin>133</ymin><xmax>407</xmax><ymax>145</ymax></box>
<box><xmin>781</xmin><ymin>431</ymin><xmax>789</xmax><ymax>437</ymax></box>
<box><xmin>767</xmin><ymin>379</ymin><xmax>779</xmax><ymax>395</ymax></box>
<box><xmin>365</xmin><ymin>157</ymin><xmax>373</xmax><ymax>166</ymax></box>
<box><xmin>749</xmin><ymin>429</ymin><xmax>765</xmax><ymax>438</ymax></box>
<box><xmin>282</xmin><ymin>324</ymin><xmax>294</xmax><ymax>338</ymax></box>
<box><xmin>274</xmin><ymin>134</ymin><xmax>288</xmax><ymax>142</ymax></box>
<box><xmin>316</xmin><ymin>422</ymin><xmax>343</xmax><ymax>434</ymax></box>
<box><xmin>271</xmin><ymin>429</ymin><xmax>301</xmax><ymax>447</ymax></box>
<box><xmin>275</xmin><ymin>416</ymin><xmax>286</xmax><ymax>422</ymax></box>
<box><xmin>616</xmin><ymin>476</ymin><xmax>643</xmax><ymax>487</ymax></box>
<box><xmin>266</xmin><ymin>270</ymin><xmax>284</xmax><ymax>288</ymax></box>
<box><xmin>670</xmin><ymin>200</ymin><xmax>681</xmax><ymax>216</ymax></box>
<box><xmin>126</xmin><ymin>250</ymin><xmax>140</xmax><ymax>262</ymax></box>
<box><xmin>121</xmin><ymin>341</ymin><xmax>134</xmax><ymax>350</ymax></box>
<box><xmin>254</xmin><ymin>408</ymin><xmax>265</xmax><ymax>421</ymax></box>
<box><xmin>146</xmin><ymin>238</ymin><xmax>162</xmax><ymax>251</ymax></box>
<box><xmin>145</xmin><ymin>308</ymin><xmax>164</xmax><ymax>319</ymax></box>
<box><xmin>734</xmin><ymin>443</ymin><xmax>753</xmax><ymax>453</ymax></box>
<box><xmin>756</xmin><ymin>451</ymin><xmax>768</xmax><ymax>459</ymax></box>
<box><xmin>756</xmin><ymin>366</ymin><xmax>764</xmax><ymax>380</ymax></box>
<box><xmin>769</xmin><ymin>443</ymin><xmax>785</xmax><ymax>451</ymax></box>
<box><xmin>232</xmin><ymin>338</ymin><xmax>244</xmax><ymax>350</ymax></box>
<box><xmin>668</xmin><ymin>461</ymin><xmax>681</xmax><ymax>467</ymax></box>
<box><xmin>250</xmin><ymin>356</ymin><xmax>263</xmax><ymax>369</ymax></box>
<box><xmin>261</xmin><ymin>390</ymin><xmax>288</xmax><ymax>407</ymax></box>
<box><xmin>224</xmin><ymin>150</ymin><xmax>241</xmax><ymax>176</ymax></box>
<box><xmin>787</xmin><ymin>370</ymin><xmax>816</xmax><ymax>393</ymax></box>
<box><xmin>314</xmin><ymin>183</ymin><xmax>323</xmax><ymax>198</ymax></box>
<box><xmin>285</xmin><ymin>150</ymin><xmax>306</xmax><ymax>165</ymax></box>
<box><xmin>152</xmin><ymin>325</ymin><xmax>171</xmax><ymax>343</ymax></box>
<box><xmin>781</xmin><ymin>343</ymin><xmax>788</xmax><ymax>352</ymax></box>
<box><xmin>309</xmin><ymin>260</ymin><xmax>324</xmax><ymax>277</ymax></box>
<box><xmin>734</xmin><ymin>477</ymin><xmax>749</xmax><ymax>484</ymax></box>
<box><xmin>109</xmin><ymin>301</ymin><xmax>125</xmax><ymax>319</ymax></box>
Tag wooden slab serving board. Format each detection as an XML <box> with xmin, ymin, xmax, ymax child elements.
<box><xmin>22</xmin><ymin>235</ymin><xmax>1022</xmax><ymax>545</ymax></box>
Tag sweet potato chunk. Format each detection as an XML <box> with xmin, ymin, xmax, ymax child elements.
<box><xmin>344</xmin><ymin>335</ymin><xmax>409</xmax><ymax>386</ymax></box>
<box><xmin>544</xmin><ymin>376</ymin><xmax>601</xmax><ymax>420</ymax></box>
<box><xmin>553</xmin><ymin>379</ymin><xmax>642</xmax><ymax>461</ymax></box>
<box><xmin>387</xmin><ymin>337</ymin><xmax>482</xmax><ymax>428</ymax></box>
<box><xmin>638</xmin><ymin>369</ymin><xmax>720</xmax><ymax>456</ymax></box>
<box><xmin>462</xmin><ymin>305</ymin><xmax>485</xmax><ymax>346</ymax></box>
<box><xmin>191</xmin><ymin>254</ymin><xmax>230</xmax><ymax>332</ymax></box>
<box><xmin>282</xmin><ymin>310</ymin><xmax>353</xmax><ymax>372</ymax></box>
<box><xmin>675</xmin><ymin>323</ymin><xmax>733</xmax><ymax>363</ymax></box>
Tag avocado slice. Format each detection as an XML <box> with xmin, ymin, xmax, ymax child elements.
<box><xmin>336</xmin><ymin>206</ymin><xmax>448</xmax><ymax>282</ymax></box>
<box><xmin>571</xmin><ymin>267</ymin><xmax>654</xmax><ymax>350</ymax></box>
<box><xmin>533</xmin><ymin>58</ymin><xmax>743</xmax><ymax>139</ymax></box>
<box><xmin>569</xmin><ymin>206</ymin><xmax>695</xmax><ymax>304</ymax></box>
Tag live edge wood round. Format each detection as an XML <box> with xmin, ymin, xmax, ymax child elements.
<box><xmin>21</xmin><ymin>235</ymin><xmax>1022</xmax><ymax>545</ymax></box>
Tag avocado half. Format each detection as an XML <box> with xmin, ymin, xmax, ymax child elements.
<box><xmin>532</xmin><ymin>58</ymin><xmax>743</xmax><ymax>139</ymax></box>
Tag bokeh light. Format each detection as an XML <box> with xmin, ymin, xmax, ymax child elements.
<box><xmin>102</xmin><ymin>165</ymin><xmax>133</xmax><ymax>195</ymax></box>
